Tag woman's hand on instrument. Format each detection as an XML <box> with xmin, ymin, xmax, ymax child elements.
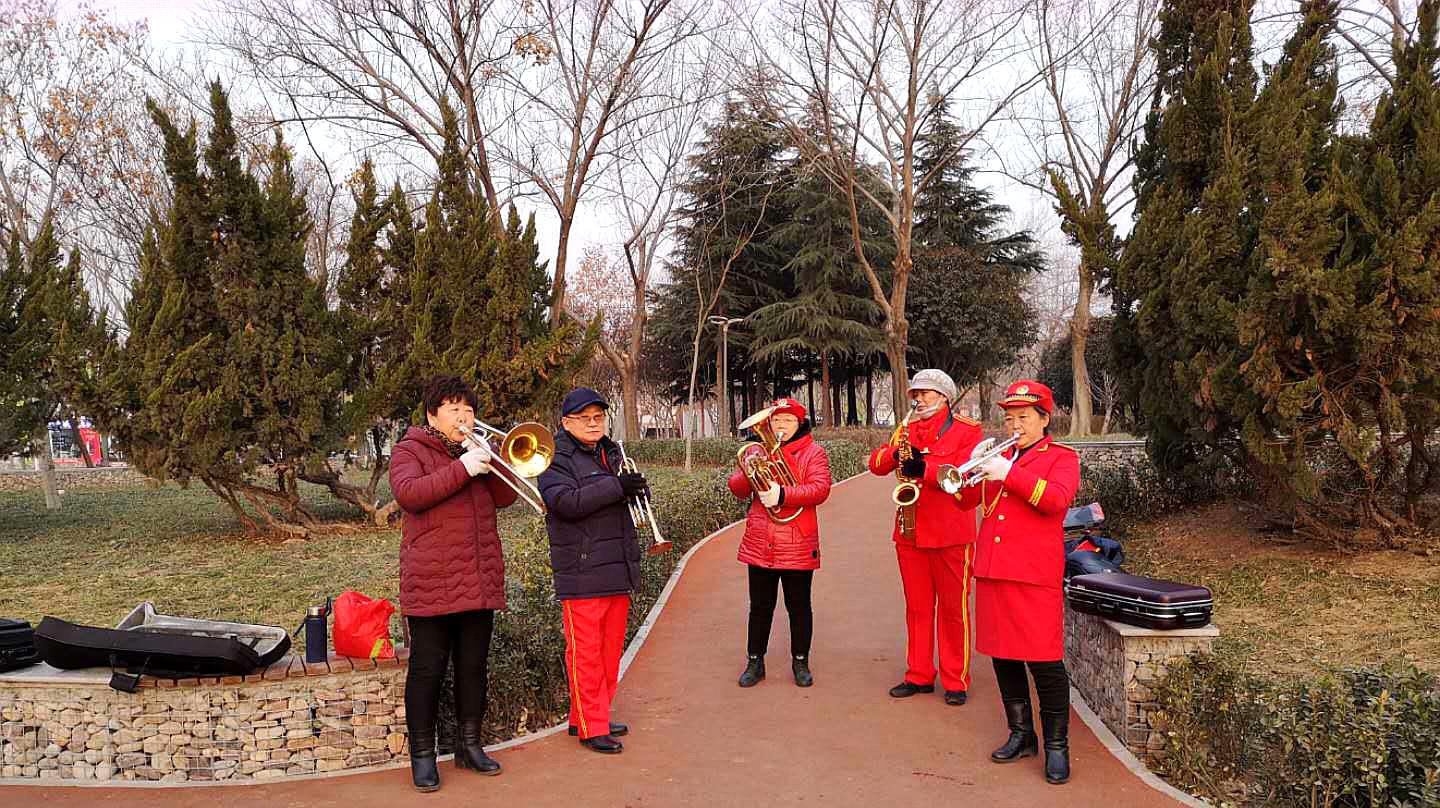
<box><xmin>977</xmin><ymin>453</ymin><xmax>1012</xmax><ymax>483</ymax></box>
<box><xmin>619</xmin><ymin>472</ymin><xmax>649</xmax><ymax>498</ymax></box>
<box><xmin>969</xmin><ymin>437</ymin><xmax>996</xmax><ymax>461</ymax></box>
<box><xmin>757</xmin><ymin>483</ymin><xmax>782</xmax><ymax>509</ymax></box>
<box><xmin>900</xmin><ymin>455</ymin><xmax>926</xmax><ymax>479</ymax></box>
<box><xmin>460</xmin><ymin>444</ymin><xmax>492</xmax><ymax>477</ymax></box>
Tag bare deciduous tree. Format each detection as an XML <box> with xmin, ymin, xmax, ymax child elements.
<box><xmin>497</xmin><ymin>0</ymin><xmax>716</xmax><ymax>323</ymax></box>
<box><xmin>746</xmin><ymin>0</ymin><xmax>1048</xmax><ymax>412</ymax></box>
<box><xmin>1007</xmin><ymin>0</ymin><xmax>1158</xmax><ymax>435</ymax></box>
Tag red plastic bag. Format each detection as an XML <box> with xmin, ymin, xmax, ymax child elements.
<box><xmin>332</xmin><ymin>591</ymin><xmax>396</xmax><ymax>660</ymax></box>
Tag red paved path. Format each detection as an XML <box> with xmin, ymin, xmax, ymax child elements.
<box><xmin>17</xmin><ymin>474</ymin><xmax>1187</xmax><ymax>807</ymax></box>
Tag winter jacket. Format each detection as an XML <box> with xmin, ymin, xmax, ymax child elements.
<box><xmin>867</xmin><ymin>410</ymin><xmax>983</xmax><ymax>549</ymax></box>
<box><xmin>537</xmin><ymin>430</ymin><xmax>641</xmax><ymax>600</ymax></box>
<box><xmin>957</xmin><ymin>435</ymin><xmax>1081</xmax><ymax>587</ymax></box>
<box><xmin>390</xmin><ymin>426</ymin><xmax>519</xmax><ymax>617</ymax></box>
<box><xmin>727</xmin><ymin>425</ymin><xmax>833</xmax><ymax>570</ymax></box>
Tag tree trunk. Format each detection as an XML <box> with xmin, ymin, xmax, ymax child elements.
<box><xmin>36</xmin><ymin>424</ymin><xmax>60</xmax><ymax>510</ymax></box>
<box><xmin>550</xmin><ymin>216</ymin><xmax>575</xmax><ymax>325</ymax></box>
<box><xmin>806</xmin><ymin>370</ymin><xmax>815</xmax><ymax>418</ymax></box>
<box><xmin>618</xmin><ymin>360</ymin><xmax>639</xmax><ymax>441</ymax></box>
<box><xmin>67</xmin><ymin>416</ymin><xmax>94</xmax><ymax>468</ymax></box>
<box><xmin>830</xmin><ymin>371</ymin><xmax>842</xmax><ymax>431</ymax></box>
<box><xmin>1069</xmin><ymin>262</ymin><xmax>1095</xmax><ymax>437</ymax></box>
<box><xmin>845</xmin><ymin>368</ymin><xmax>859</xmax><ymax>426</ymax></box>
<box><xmin>820</xmin><ymin>350</ymin><xmax>832</xmax><ymax>427</ymax></box>
<box><xmin>356</xmin><ymin>429</ymin><xmax>372</xmax><ymax>470</ymax></box>
<box><xmin>978</xmin><ymin>374</ymin><xmax>995</xmax><ymax>426</ymax></box>
<box><xmin>1102</xmin><ymin>398</ymin><xmax>1114</xmax><ymax>435</ymax></box>
<box><xmin>886</xmin><ymin>336</ymin><xmax>908</xmax><ymax>420</ymax></box>
<box><xmin>858</xmin><ymin>367</ymin><xmax>869</xmax><ymax>426</ymax></box>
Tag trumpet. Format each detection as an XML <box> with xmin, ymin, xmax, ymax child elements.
<box><xmin>456</xmin><ymin>420</ymin><xmax>555</xmax><ymax>515</ymax></box>
<box><xmin>617</xmin><ymin>440</ymin><xmax>671</xmax><ymax>556</ymax></box>
<box><xmin>937</xmin><ymin>434</ymin><xmax>1022</xmax><ymax>494</ymax></box>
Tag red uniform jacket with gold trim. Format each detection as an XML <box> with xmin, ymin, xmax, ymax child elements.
<box><xmin>957</xmin><ymin>436</ymin><xmax>1080</xmax><ymax>587</ymax></box>
<box><xmin>867</xmin><ymin>411</ymin><xmax>983</xmax><ymax>549</ymax></box>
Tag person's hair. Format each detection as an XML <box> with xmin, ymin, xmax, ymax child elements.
<box><xmin>422</xmin><ymin>375</ymin><xmax>479</xmax><ymax>416</ymax></box>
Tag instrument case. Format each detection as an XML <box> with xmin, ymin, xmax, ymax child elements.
<box><xmin>1066</xmin><ymin>573</ymin><xmax>1212</xmax><ymax>630</ymax></box>
<box><xmin>0</xmin><ymin>618</ymin><xmax>41</xmax><ymax>673</ymax></box>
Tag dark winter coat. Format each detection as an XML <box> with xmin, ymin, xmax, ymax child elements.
<box><xmin>390</xmin><ymin>426</ymin><xmax>519</xmax><ymax>616</ymax></box>
<box><xmin>537</xmin><ymin>430</ymin><xmax>641</xmax><ymax>600</ymax></box>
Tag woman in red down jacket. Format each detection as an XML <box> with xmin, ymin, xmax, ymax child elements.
<box><xmin>389</xmin><ymin>375</ymin><xmax>517</xmax><ymax>792</ymax></box>
<box><xmin>726</xmin><ymin>398</ymin><xmax>832</xmax><ymax>689</ymax></box>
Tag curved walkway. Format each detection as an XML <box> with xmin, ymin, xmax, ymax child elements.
<box><xmin>21</xmin><ymin>474</ymin><xmax>1191</xmax><ymax>807</ymax></box>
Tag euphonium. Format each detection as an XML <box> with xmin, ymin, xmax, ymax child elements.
<box><xmin>891</xmin><ymin>401</ymin><xmax>922</xmax><ymax>539</ymax></box>
<box><xmin>735</xmin><ymin>405</ymin><xmax>803</xmax><ymax>524</ymax></box>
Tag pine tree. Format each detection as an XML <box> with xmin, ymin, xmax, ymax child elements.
<box><xmin>908</xmin><ymin>103</ymin><xmax>1045</xmax><ymax>390</ymax></box>
<box><xmin>750</xmin><ymin>118</ymin><xmax>888</xmax><ymax>426</ymax></box>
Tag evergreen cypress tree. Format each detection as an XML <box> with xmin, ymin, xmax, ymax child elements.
<box><xmin>376</xmin><ymin>103</ymin><xmax>590</xmax><ymax>426</ymax></box>
<box><xmin>96</xmin><ymin>82</ymin><xmax>345</xmax><ymax>535</ymax></box>
<box><xmin>1115</xmin><ymin>0</ymin><xmax>1258</xmax><ymax>465</ymax></box>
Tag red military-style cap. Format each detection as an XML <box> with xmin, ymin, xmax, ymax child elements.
<box><xmin>999</xmin><ymin>380</ymin><xmax>1055</xmax><ymax>414</ymax></box>
<box><xmin>770</xmin><ymin>397</ymin><xmax>808</xmax><ymax>421</ymax></box>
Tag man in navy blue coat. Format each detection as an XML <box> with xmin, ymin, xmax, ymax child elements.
<box><xmin>537</xmin><ymin>387</ymin><xmax>649</xmax><ymax>755</ymax></box>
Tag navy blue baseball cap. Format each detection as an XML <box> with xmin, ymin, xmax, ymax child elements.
<box><xmin>561</xmin><ymin>387</ymin><xmax>609</xmax><ymax>416</ymax></box>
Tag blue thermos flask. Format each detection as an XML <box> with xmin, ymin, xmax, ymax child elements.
<box><xmin>303</xmin><ymin>598</ymin><xmax>331</xmax><ymax>664</ymax></box>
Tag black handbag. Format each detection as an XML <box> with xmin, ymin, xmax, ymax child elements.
<box><xmin>0</xmin><ymin>618</ymin><xmax>42</xmax><ymax>673</ymax></box>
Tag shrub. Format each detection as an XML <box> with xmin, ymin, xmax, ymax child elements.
<box><xmin>1076</xmin><ymin>448</ymin><xmax>1248</xmax><ymax>532</ymax></box>
<box><xmin>1153</xmin><ymin>655</ymin><xmax>1440</xmax><ymax>808</ymax></box>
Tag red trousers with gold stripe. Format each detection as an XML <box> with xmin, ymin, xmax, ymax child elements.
<box><xmin>895</xmin><ymin>542</ymin><xmax>974</xmax><ymax>693</ymax></box>
<box><xmin>562</xmin><ymin>594</ymin><xmax>630</xmax><ymax>740</ymax></box>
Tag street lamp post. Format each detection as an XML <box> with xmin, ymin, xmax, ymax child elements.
<box><xmin>708</xmin><ymin>315</ymin><xmax>743</xmax><ymax>435</ymax></box>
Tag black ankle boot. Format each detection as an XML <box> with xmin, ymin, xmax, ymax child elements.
<box><xmin>409</xmin><ymin>730</ymin><xmax>440</xmax><ymax>792</ymax></box>
<box><xmin>792</xmin><ymin>655</ymin><xmax>813</xmax><ymax>687</ymax></box>
<box><xmin>1041</xmin><ymin>709</ymin><xmax>1071</xmax><ymax>784</ymax></box>
<box><xmin>455</xmin><ymin>720</ymin><xmax>501</xmax><ymax>775</ymax></box>
<box><xmin>990</xmin><ymin>699</ymin><xmax>1038</xmax><ymax>763</ymax></box>
<box><xmin>738</xmin><ymin>655</ymin><xmax>765</xmax><ymax>687</ymax></box>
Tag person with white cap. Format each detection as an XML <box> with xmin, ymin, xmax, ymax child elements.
<box><xmin>867</xmin><ymin>369</ymin><xmax>983</xmax><ymax>705</ymax></box>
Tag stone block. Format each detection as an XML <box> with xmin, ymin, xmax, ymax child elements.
<box><xmin>316</xmin><ymin>758</ymin><xmax>346</xmax><ymax>772</ymax></box>
<box><xmin>160</xmin><ymin>771</ymin><xmax>187</xmax><ymax>783</ymax></box>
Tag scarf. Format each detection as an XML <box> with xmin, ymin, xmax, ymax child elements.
<box><xmin>422</xmin><ymin>425</ymin><xmax>467</xmax><ymax>459</ymax></box>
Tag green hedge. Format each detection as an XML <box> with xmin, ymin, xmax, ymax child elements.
<box><xmin>1075</xmin><ymin>449</ymin><xmax>1249</xmax><ymax>532</ymax></box>
<box><xmin>454</xmin><ymin>438</ymin><xmax>867</xmax><ymax>746</ymax></box>
<box><xmin>1152</xmin><ymin>656</ymin><xmax>1440</xmax><ymax>807</ymax></box>
<box><xmin>622</xmin><ymin>434</ymin><xmax>877</xmax><ymax>470</ymax></box>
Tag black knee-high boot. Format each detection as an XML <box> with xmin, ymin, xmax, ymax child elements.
<box><xmin>408</xmin><ymin>728</ymin><xmax>439</xmax><ymax>792</ymax></box>
<box><xmin>991</xmin><ymin>699</ymin><xmax>1038</xmax><ymax>762</ymax></box>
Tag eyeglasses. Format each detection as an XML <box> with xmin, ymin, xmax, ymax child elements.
<box><xmin>565</xmin><ymin>413</ymin><xmax>608</xmax><ymax>426</ymax></box>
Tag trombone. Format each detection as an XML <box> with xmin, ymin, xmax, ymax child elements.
<box><xmin>456</xmin><ymin>420</ymin><xmax>555</xmax><ymax>515</ymax></box>
<box><xmin>937</xmin><ymin>434</ymin><xmax>1022</xmax><ymax>495</ymax></box>
<box><xmin>617</xmin><ymin>440</ymin><xmax>671</xmax><ymax>556</ymax></box>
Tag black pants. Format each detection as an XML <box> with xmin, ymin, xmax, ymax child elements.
<box><xmin>405</xmin><ymin>609</ymin><xmax>494</xmax><ymax>750</ymax></box>
<box><xmin>747</xmin><ymin>565</ymin><xmax>814</xmax><ymax>657</ymax></box>
<box><xmin>992</xmin><ymin>657</ymin><xmax>1069</xmax><ymax>713</ymax></box>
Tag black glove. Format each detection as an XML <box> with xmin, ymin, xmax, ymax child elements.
<box><xmin>891</xmin><ymin>447</ymin><xmax>902</xmax><ymax>464</ymax></box>
<box><xmin>619</xmin><ymin>472</ymin><xmax>649</xmax><ymax>498</ymax></box>
<box><xmin>900</xmin><ymin>455</ymin><xmax>926</xmax><ymax>479</ymax></box>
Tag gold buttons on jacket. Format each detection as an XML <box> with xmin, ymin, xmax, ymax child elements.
<box><xmin>998</xmin><ymin>514</ymin><xmax>1006</xmax><ymax>521</ymax></box>
<box><xmin>994</xmin><ymin>536</ymin><xmax>1001</xmax><ymax>543</ymax></box>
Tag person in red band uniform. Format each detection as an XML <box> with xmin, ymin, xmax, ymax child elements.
<box><xmin>867</xmin><ymin>369</ymin><xmax>983</xmax><ymax>705</ymax></box>
<box><xmin>955</xmin><ymin>380</ymin><xmax>1080</xmax><ymax>785</ymax></box>
<box><xmin>727</xmin><ymin>398</ymin><xmax>833</xmax><ymax>688</ymax></box>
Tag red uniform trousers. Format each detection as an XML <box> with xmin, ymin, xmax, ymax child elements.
<box><xmin>562</xmin><ymin>594</ymin><xmax>630</xmax><ymax>740</ymax></box>
<box><xmin>895</xmin><ymin>541</ymin><xmax>975</xmax><ymax>692</ymax></box>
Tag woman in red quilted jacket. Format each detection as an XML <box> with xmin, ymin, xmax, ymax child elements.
<box><xmin>389</xmin><ymin>376</ymin><xmax>518</xmax><ymax>792</ymax></box>
<box><xmin>726</xmin><ymin>398</ymin><xmax>832</xmax><ymax>688</ymax></box>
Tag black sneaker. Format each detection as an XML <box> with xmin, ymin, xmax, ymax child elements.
<box><xmin>792</xmin><ymin>655</ymin><xmax>814</xmax><ymax>687</ymax></box>
<box><xmin>738</xmin><ymin>655</ymin><xmax>766</xmax><ymax>687</ymax></box>
<box><xmin>888</xmin><ymin>681</ymin><xmax>935</xmax><ymax>698</ymax></box>
<box><xmin>944</xmin><ymin>690</ymin><xmax>968</xmax><ymax>705</ymax></box>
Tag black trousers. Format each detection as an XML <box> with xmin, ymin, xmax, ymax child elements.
<box><xmin>747</xmin><ymin>565</ymin><xmax>814</xmax><ymax>657</ymax></box>
<box><xmin>405</xmin><ymin>609</ymin><xmax>494</xmax><ymax>749</ymax></box>
<box><xmin>992</xmin><ymin>657</ymin><xmax>1070</xmax><ymax>714</ymax></box>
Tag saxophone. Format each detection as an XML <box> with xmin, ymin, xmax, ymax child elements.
<box><xmin>891</xmin><ymin>401</ymin><xmax>921</xmax><ymax>539</ymax></box>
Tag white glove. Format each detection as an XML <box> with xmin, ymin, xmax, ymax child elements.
<box><xmin>977</xmin><ymin>453</ymin><xmax>1012</xmax><ymax>483</ymax></box>
<box><xmin>757</xmin><ymin>483</ymin><xmax>782</xmax><ymax>509</ymax></box>
<box><xmin>460</xmin><ymin>444</ymin><xmax>492</xmax><ymax>477</ymax></box>
<box><xmin>969</xmin><ymin>438</ymin><xmax>996</xmax><ymax>461</ymax></box>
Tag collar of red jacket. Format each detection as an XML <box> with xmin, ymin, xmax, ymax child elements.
<box><xmin>909</xmin><ymin>409</ymin><xmax>953</xmax><ymax>445</ymax></box>
<box><xmin>1009</xmin><ymin>434</ymin><xmax>1053</xmax><ymax>463</ymax></box>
